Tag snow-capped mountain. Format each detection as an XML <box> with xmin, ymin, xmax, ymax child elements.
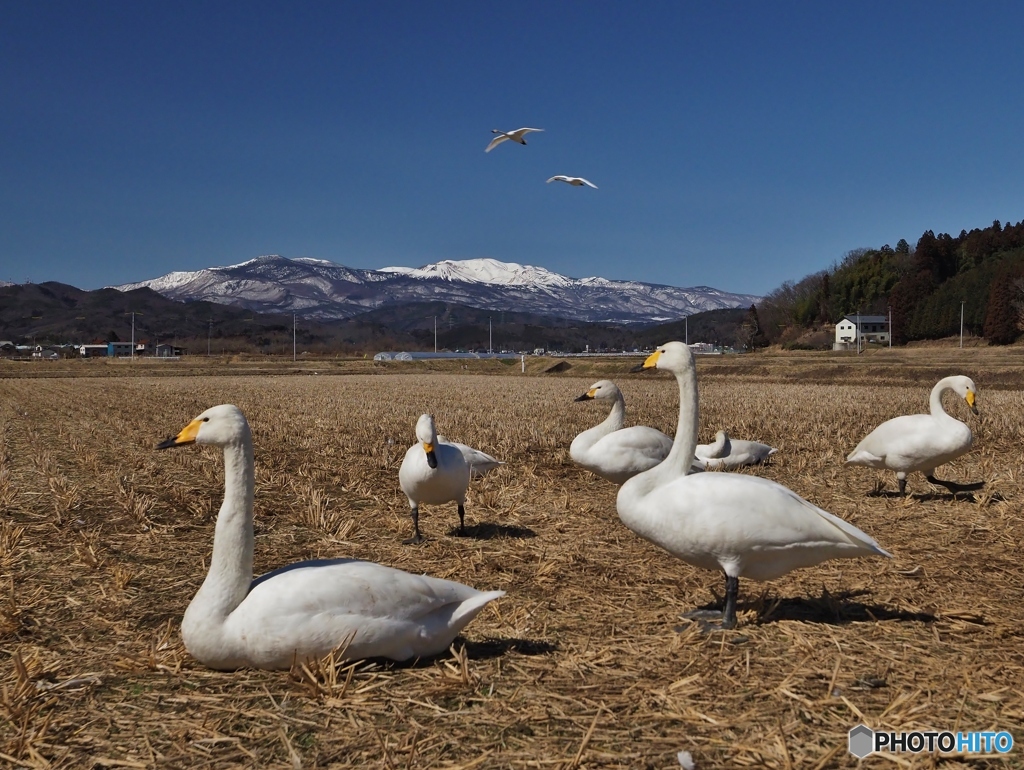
<box><xmin>113</xmin><ymin>255</ymin><xmax>760</xmax><ymax>324</ymax></box>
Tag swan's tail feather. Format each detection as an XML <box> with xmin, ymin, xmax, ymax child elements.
<box><xmin>449</xmin><ymin>590</ymin><xmax>505</xmax><ymax>630</ymax></box>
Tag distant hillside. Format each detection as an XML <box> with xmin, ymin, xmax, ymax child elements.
<box><xmin>757</xmin><ymin>218</ymin><xmax>1024</xmax><ymax>346</ymax></box>
<box><xmin>0</xmin><ymin>284</ymin><xmax>744</xmax><ymax>354</ymax></box>
<box><xmin>0</xmin><ymin>282</ymin><xmax>417</xmax><ymax>354</ymax></box>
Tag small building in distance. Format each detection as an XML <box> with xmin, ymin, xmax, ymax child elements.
<box><xmin>79</xmin><ymin>344</ymin><xmax>108</xmax><ymax>357</ymax></box>
<box><xmin>155</xmin><ymin>343</ymin><xmax>185</xmax><ymax>357</ymax></box>
<box><xmin>31</xmin><ymin>346</ymin><xmax>59</xmax><ymax>360</ymax></box>
<box><xmin>834</xmin><ymin>314</ymin><xmax>890</xmax><ymax>350</ymax></box>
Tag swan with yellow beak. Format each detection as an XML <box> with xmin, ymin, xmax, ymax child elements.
<box><xmin>398</xmin><ymin>414</ymin><xmax>471</xmax><ymax>544</ymax></box>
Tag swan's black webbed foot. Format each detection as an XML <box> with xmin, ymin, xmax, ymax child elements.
<box><xmin>404</xmin><ymin>507</ymin><xmax>425</xmax><ymax>544</ymax></box>
<box><xmin>681</xmin><ymin>575</ymin><xmax>740</xmax><ymax>633</ymax></box>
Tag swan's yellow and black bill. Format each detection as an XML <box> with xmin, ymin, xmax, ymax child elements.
<box><xmin>574</xmin><ymin>388</ymin><xmax>596</xmax><ymax>401</ymax></box>
<box><xmin>631</xmin><ymin>349</ymin><xmax>661</xmax><ymax>372</ymax></box>
<box><xmin>966</xmin><ymin>390</ymin><xmax>978</xmax><ymax>414</ymax></box>
<box><xmin>156</xmin><ymin>419</ymin><xmax>202</xmax><ymax>450</ymax></box>
<box><xmin>423</xmin><ymin>442</ymin><xmax>438</xmax><ymax>469</ymax></box>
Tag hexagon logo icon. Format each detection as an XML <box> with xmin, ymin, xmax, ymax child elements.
<box><xmin>848</xmin><ymin>724</ymin><xmax>874</xmax><ymax>758</ymax></box>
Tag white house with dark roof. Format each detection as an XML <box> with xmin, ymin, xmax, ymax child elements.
<box><xmin>834</xmin><ymin>314</ymin><xmax>889</xmax><ymax>350</ymax></box>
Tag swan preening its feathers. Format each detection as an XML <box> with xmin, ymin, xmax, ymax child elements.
<box><xmin>695</xmin><ymin>430</ymin><xmax>778</xmax><ymax>469</ymax></box>
<box><xmin>399</xmin><ymin>414</ymin><xmax>472</xmax><ymax>543</ymax></box>
<box><xmin>485</xmin><ymin>127</ymin><xmax>544</xmax><ymax>152</ymax></box>
<box><xmin>846</xmin><ymin>375</ymin><xmax>981</xmax><ymax>496</ymax></box>
<box><xmin>617</xmin><ymin>342</ymin><xmax>891</xmax><ymax>629</ymax></box>
<box><xmin>156</xmin><ymin>405</ymin><xmax>503</xmax><ymax>670</ymax></box>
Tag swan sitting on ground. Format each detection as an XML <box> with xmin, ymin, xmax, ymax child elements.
<box><xmin>485</xmin><ymin>127</ymin><xmax>544</xmax><ymax>152</ymax></box>
<box><xmin>437</xmin><ymin>435</ymin><xmax>504</xmax><ymax>477</ymax></box>
<box><xmin>156</xmin><ymin>405</ymin><xmax>504</xmax><ymax>670</ymax></box>
<box><xmin>846</xmin><ymin>376</ymin><xmax>981</xmax><ymax>496</ymax></box>
<box><xmin>547</xmin><ymin>175</ymin><xmax>598</xmax><ymax>188</ymax></box>
<box><xmin>696</xmin><ymin>430</ymin><xmax>778</xmax><ymax>469</ymax></box>
<box><xmin>399</xmin><ymin>414</ymin><xmax>471</xmax><ymax>543</ymax></box>
<box><xmin>616</xmin><ymin>343</ymin><xmax>891</xmax><ymax>629</ymax></box>
<box><xmin>570</xmin><ymin>380</ymin><xmax>701</xmax><ymax>483</ymax></box>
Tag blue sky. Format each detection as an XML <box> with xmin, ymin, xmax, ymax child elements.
<box><xmin>2</xmin><ymin>2</ymin><xmax>1023</xmax><ymax>296</ymax></box>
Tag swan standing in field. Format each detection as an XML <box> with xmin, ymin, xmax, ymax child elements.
<box><xmin>156</xmin><ymin>404</ymin><xmax>504</xmax><ymax>670</ymax></box>
<box><xmin>399</xmin><ymin>414</ymin><xmax>471</xmax><ymax>544</ymax></box>
<box><xmin>571</xmin><ymin>379</ymin><xmax>689</xmax><ymax>484</ymax></box>
<box><xmin>617</xmin><ymin>342</ymin><xmax>891</xmax><ymax>630</ymax></box>
<box><xmin>485</xmin><ymin>127</ymin><xmax>544</xmax><ymax>152</ymax></box>
<box><xmin>696</xmin><ymin>430</ymin><xmax>778</xmax><ymax>469</ymax></box>
<box><xmin>546</xmin><ymin>175</ymin><xmax>598</xmax><ymax>188</ymax></box>
<box><xmin>846</xmin><ymin>375</ymin><xmax>981</xmax><ymax>496</ymax></box>
<box><xmin>437</xmin><ymin>435</ymin><xmax>504</xmax><ymax>477</ymax></box>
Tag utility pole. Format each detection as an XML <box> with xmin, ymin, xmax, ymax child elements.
<box><xmin>685</xmin><ymin>315</ymin><xmax>689</xmax><ymax>346</ymax></box>
<box><xmin>434</xmin><ymin>316</ymin><xmax>437</xmax><ymax>353</ymax></box>
<box><xmin>489</xmin><ymin>316</ymin><xmax>492</xmax><ymax>354</ymax></box>
<box><xmin>960</xmin><ymin>301</ymin><xmax>965</xmax><ymax>348</ymax></box>
<box><xmin>888</xmin><ymin>306</ymin><xmax>892</xmax><ymax>348</ymax></box>
<box><xmin>856</xmin><ymin>310</ymin><xmax>861</xmax><ymax>354</ymax></box>
<box><xmin>293</xmin><ymin>313</ymin><xmax>296</xmax><ymax>361</ymax></box>
<box><xmin>125</xmin><ymin>311</ymin><xmax>142</xmax><ymax>361</ymax></box>
<box><xmin>208</xmin><ymin>320</ymin><xmax>212</xmax><ymax>356</ymax></box>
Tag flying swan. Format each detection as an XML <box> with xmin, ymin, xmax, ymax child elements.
<box><xmin>485</xmin><ymin>127</ymin><xmax>544</xmax><ymax>152</ymax></box>
<box><xmin>399</xmin><ymin>414</ymin><xmax>472</xmax><ymax>543</ymax></box>
<box><xmin>546</xmin><ymin>175</ymin><xmax>598</xmax><ymax>188</ymax></box>
<box><xmin>845</xmin><ymin>375</ymin><xmax>981</xmax><ymax>496</ymax></box>
<box><xmin>696</xmin><ymin>430</ymin><xmax>778</xmax><ymax>469</ymax></box>
<box><xmin>616</xmin><ymin>342</ymin><xmax>891</xmax><ymax>629</ymax></box>
<box><xmin>156</xmin><ymin>404</ymin><xmax>504</xmax><ymax>670</ymax></box>
<box><xmin>571</xmin><ymin>379</ymin><xmax>700</xmax><ymax>484</ymax></box>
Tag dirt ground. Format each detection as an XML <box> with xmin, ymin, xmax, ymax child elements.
<box><xmin>1</xmin><ymin>349</ymin><xmax>1022</xmax><ymax>768</ymax></box>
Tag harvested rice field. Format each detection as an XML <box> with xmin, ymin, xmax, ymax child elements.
<box><xmin>1</xmin><ymin>350</ymin><xmax>1022</xmax><ymax>769</ymax></box>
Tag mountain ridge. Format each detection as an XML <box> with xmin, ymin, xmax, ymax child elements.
<box><xmin>113</xmin><ymin>255</ymin><xmax>760</xmax><ymax>325</ymax></box>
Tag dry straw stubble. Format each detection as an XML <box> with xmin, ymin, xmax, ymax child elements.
<box><xmin>0</xmin><ymin>353</ymin><xmax>1022</xmax><ymax>768</ymax></box>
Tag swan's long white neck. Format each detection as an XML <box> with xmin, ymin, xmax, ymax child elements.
<box><xmin>189</xmin><ymin>435</ymin><xmax>255</xmax><ymax>622</ymax></box>
<box><xmin>929</xmin><ymin>376</ymin><xmax>959</xmax><ymax>418</ymax></box>
<box><xmin>630</xmin><ymin>359</ymin><xmax>699</xmax><ymax>497</ymax></box>
<box><xmin>601</xmin><ymin>393</ymin><xmax>626</xmax><ymax>434</ymax></box>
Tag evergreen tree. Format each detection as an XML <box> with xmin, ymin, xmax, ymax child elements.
<box><xmin>983</xmin><ymin>266</ymin><xmax>1023</xmax><ymax>344</ymax></box>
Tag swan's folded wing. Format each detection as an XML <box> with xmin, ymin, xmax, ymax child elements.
<box><xmin>247</xmin><ymin>559</ymin><xmax>482</xmax><ymax>620</ymax></box>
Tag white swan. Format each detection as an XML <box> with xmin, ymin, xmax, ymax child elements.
<box><xmin>398</xmin><ymin>414</ymin><xmax>471</xmax><ymax>543</ymax></box>
<box><xmin>696</xmin><ymin>430</ymin><xmax>777</xmax><ymax>469</ymax></box>
<box><xmin>437</xmin><ymin>435</ymin><xmax>504</xmax><ymax>477</ymax></box>
<box><xmin>846</xmin><ymin>375</ymin><xmax>980</xmax><ymax>496</ymax></box>
<box><xmin>571</xmin><ymin>379</ymin><xmax>698</xmax><ymax>484</ymax></box>
<box><xmin>156</xmin><ymin>404</ymin><xmax>504</xmax><ymax>670</ymax></box>
<box><xmin>616</xmin><ymin>342</ymin><xmax>891</xmax><ymax>629</ymax></box>
<box><xmin>546</xmin><ymin>175</ymin><xmax>598</xmax><ymax>188</ymax></box>
<box><xmin>485</xmin><ymin>127</ymin><xmax>544</xmax><ymax>152</ymax></box>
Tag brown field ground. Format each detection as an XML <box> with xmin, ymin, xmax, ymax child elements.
<box><xmin>1</xmin><ymin>347</ymin><xmax>1022</xmax><ymax>768</ymax></box>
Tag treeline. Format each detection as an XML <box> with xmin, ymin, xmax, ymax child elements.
<box><xmin>758</xmin><ymin>218</ymin><xmax>1024</xmax><ymax>346</ymax></box>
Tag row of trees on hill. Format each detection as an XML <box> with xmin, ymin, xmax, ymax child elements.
<box><xmin>757</xmin><ymin>218</ymin><xmax>1024</xmax><ymax>346</ymax></box>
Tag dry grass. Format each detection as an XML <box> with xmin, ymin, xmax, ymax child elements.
<box><xmin>1</xmin><ymin>351</ymin><xmax>1023</xmax><ymax>768</ymax></box>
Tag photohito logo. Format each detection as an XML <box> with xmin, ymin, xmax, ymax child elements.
<box><xmin>848</xmin><ymin>724</ymin><xmax>1014</xmax><ymax>758</ymax></box>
